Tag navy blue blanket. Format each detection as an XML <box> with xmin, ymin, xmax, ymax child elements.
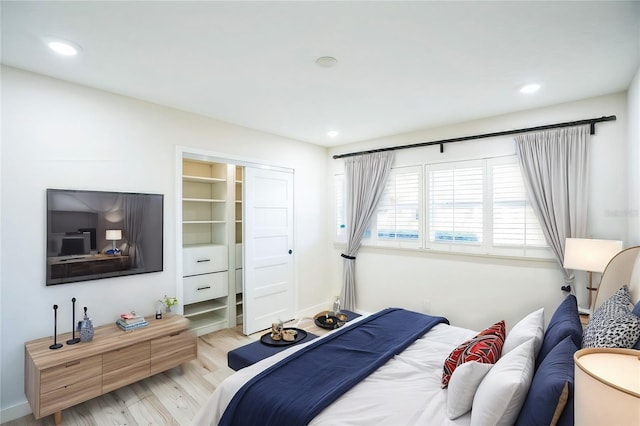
<box><xmin>220</xmin><ymin>308</ymin><xmax>449</xmax><ymax>426</ymax></box>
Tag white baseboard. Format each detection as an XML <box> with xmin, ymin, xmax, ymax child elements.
<box><xmin>1</xmin><ymin>401</ymin><xmax>32</xmax><ymax>423</ymax></box>
<box><xmin>296</xmin><ymin>301</ymin><xmax>331</xmax><ymax>320</ymax></box>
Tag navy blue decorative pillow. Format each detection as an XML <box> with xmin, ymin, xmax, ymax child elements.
<box><xmin>536</xmin><ymin>295</ymin><xmax>582</xmax><ymax>368</ymax></box>
<box><xmin>516</xmin><ymin>336</ymin><xmax>577</xmax><ymax>426</ymax></box>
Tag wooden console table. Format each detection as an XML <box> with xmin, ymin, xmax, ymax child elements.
<box><xmin>24</xmin><ymin>315</ymin><xmax>196</xmax><ymax>425</ymax></box>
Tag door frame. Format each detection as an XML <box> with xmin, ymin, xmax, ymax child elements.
<box><xmin>175</xmin><ymin>146</ymin><xmax>296</xmax><ymax>329</ymax></box>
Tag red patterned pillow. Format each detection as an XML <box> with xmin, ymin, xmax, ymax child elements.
<box><xmin>442</xmin><ymin>320</ymin><xmax>506</xmax><ymax>387</ymax></box>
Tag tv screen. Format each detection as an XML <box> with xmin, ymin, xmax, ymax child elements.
<box><xmin>46</xmin><ymin>189</ymin><xmax>164</xmax><ymax>286</ymax></box>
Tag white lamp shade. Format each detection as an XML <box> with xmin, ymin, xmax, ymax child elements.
<box><xmin>563</xmin><ymin>238</ymin><xmax>623</xmax><ymax>273</ymax></box>
<box><xmin>105</xmin><ymin>230</ymin><xmax>122</xmax><ymax>241</ymax></box>
<box><xmin>574</xmin><ymin>348</ymin><xmax>640</xmax><ymax>425</ymax></box>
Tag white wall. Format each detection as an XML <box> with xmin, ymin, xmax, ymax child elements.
<box><xmin>328</xmin><ymin>92</ymin><xmax>630</xmax><ymax>331</ymax></box>
<box><xmin>628</xmin><ymin>65</ymin><xmax>640</xmax><ymax>245</ymax></box>
<box><xmin>0</xmin><ymin>66</ymin><xmax>331</xmax><ymax>418</ymax></box>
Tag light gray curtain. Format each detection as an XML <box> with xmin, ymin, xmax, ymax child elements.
<box><xmin>123</xmin><ymin>194</ymin><xmax>147</xmax><ymax>269</ymax></box>
<box><xmin>515</xmin><ymin>125</ymin><xmax>590</xmax><ymax>288</ymax></box>
<box><xmin>341</xmin><ymin>151</ymin><xmax>395</xmax><ymax>311</ymax></box>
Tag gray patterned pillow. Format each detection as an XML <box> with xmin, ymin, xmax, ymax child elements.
<box><xmin>583</xmin><ymin>285</ymin><xmax>640</xmax><ymax>348</ymax></box>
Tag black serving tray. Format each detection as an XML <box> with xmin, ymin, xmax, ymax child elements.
<box><xmin>260</xmin><ymin>327</ymin><xmax>308</xmax><ymax>346</ymax></box>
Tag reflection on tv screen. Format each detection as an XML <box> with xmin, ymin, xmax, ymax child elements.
<box><xmin>46</xmin><ymin>189</ymin><xmax>164</xmax><ymax>286</ymax></box>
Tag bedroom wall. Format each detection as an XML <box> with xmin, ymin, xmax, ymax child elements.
<box><xmin>327</xmin><ymin>92</ymin><xmax>630</xmax><ymax>332</ymax></box>
<box><xmin>627</xmin><ymin>65</ymin><xmax>640</xmax><ymax>246</ymax></box>
<box><xmin>0</xmin><ymin>66</ymin><xmax>331</xmax><ymax>419</ymax></box>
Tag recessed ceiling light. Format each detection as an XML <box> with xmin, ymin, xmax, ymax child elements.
<box><xmin>327</xmin><ymin>130</ymin><xmax>339</xmax><ymax>138</ymax></box>
<box><xmin>316</xmin><ymin>56</ymin><xmax>338</xmax><ymax>68</ymax></box>
<box><xmin>520</xmin><ymin>83</ymin><xmax>541</xmax><ymax>94</ymax></box>
<box><xmin>47</xmin><ymin>40</ymin><xmax>79</xmax><ymax>56</ymax></box>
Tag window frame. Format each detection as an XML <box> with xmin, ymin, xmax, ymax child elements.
<box><xmin>371</xmin><ymin>165</ymin><xmax>423</xmax><ymax>249</ymax></box>
<box><xmin>425</xmin><ymin>159</ymin><xmax>485</xmax><ymax>254</ymax></box>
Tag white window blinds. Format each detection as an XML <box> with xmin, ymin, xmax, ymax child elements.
<box><xmin>428</xmin><ymin>162</ymin><xmax>483</xmax><ymax>245</ymax></box>
<box><xmin>491</xmin><ymin>159</ymin><xmax>547</xmax><ymax>248</ymax></box>
<box><xmin>376</xmin><ymin>166</ymin><xmax>421</xmax><ymax>244</ymax></box>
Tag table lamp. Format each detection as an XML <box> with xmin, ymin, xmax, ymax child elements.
<box><xmin>106</xmin><ymin>229</ymin><xmax>122</xmax><ymax>253</ymax></box>
<box><xmin>574</xmin><ymin>348</ymin><xmax>640</xmax><ymax>425</ymax></box>
<box><xmin>563</xmin><ymin>238</ymin><xmax>623</xmax><ymax>310</ymax></box>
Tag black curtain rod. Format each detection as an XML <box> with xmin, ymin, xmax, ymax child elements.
<box><xmin>332</xmin><ymin>115</ymin><xmax>617</xmax><ymax>159</ymax></box>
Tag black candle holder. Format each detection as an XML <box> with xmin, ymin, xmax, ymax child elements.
<box><xmin>49</xmin><ymin>304</ymin><xmax>63</xmax><ymax>350</ymax></box>
<box><xmin>66</xmin><ymin>297</ymin><xmax>80</xmax><ymax>345</ymax></box>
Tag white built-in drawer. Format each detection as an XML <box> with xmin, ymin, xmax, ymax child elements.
<box><xmin>183</xmin><ymin>272</ymin><xmax>228</xmax><ymax>304</ymax></box>
<box><xmin>235</xmin><ymin>269</ymin><xmax>243</xmax><ymax>294</ymax></box>
<box><xmin>183</xmin><ymin>245</ymin><xmax>228</xmax><ymax>276</ymax></box>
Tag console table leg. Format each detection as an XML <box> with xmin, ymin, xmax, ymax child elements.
<box><xmin>54</xmin><ymin>411</ymin><xmax>62</xmax><ymax>425</ymax></box>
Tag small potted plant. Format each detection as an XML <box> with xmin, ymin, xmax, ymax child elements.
<box><xmin>164</xmin><ymin>295</ymin><xmax>178</xmax><ymax>313</ymax></box>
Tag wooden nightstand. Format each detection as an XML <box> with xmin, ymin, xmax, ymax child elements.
<box><xmin>579</xmin><ymin>312</ymin><xmax>590</xmax><ymax>327</ymax></box>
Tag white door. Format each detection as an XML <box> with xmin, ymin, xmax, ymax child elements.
<box><xmin>243</xmin><ymin>167</ymin><xmax>295</xmax><ymax>335</ymax></box>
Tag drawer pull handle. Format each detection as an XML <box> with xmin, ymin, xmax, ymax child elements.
<box><xmin>196</xmin><ymin>259</ymin><xmax>211</xmax><ymax>263</ymax></box>
<box><xmin>197</xmin><ymin>286</ymin><xmax>211</xmax><ymax>291</ymax></box>
<box><xmin>65</xmin><ymin>361</ymin><xmax>80</xmax><ymax>368</ymax></box>
<box><xmin>169</xmin><ymin>332</ymin><xmax>180</xmax><ymax>337</ymax></box>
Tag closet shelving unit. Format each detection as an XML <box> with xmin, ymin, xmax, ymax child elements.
<box><xmin>180</xmin><ymin>157</ymin><xmax>244</xmax><ymax>335</ymax></box>
<box><xmin>234</xmin><ymin>167</ymin><xmax>243</xmax><ymax>326</ymax></box>
<box><xmin>181</xmin><ymin>159</ymin><xmax>230</xmax><ymax>335</ymax></box>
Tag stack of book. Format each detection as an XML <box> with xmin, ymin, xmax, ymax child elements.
<box><xmin>116</xmin><ymin>313</ymin><xmax>148</xmax><ymax>331</ymax></box>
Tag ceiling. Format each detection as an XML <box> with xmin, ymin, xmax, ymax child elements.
<box><xmin>2</xmin><ymin>1</ymin><xmax>639</xmax><ymax>147</ymax></box>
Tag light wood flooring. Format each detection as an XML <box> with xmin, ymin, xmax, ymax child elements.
<box><xmin>4</xmin><ymin>318</ymin><xmax>325</xmax><ymax>426</ymax></box>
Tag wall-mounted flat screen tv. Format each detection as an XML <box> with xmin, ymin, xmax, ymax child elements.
<box><xmin>46</xmin><ymin>188</ymin><xmax>164</xmax><ymax>286</ymax></box>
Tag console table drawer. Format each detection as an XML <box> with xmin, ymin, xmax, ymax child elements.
<box><xmin>103</xmin><ymin>342</ymin><xmax>150</xmax><ymax>393</ymax></box>
<box><xmin>150</xmin><ymin>331</ymin><xmax>197</xmax><ymax>375</ymax></box>
<box><xmin>183</xmin><ymin>272</ymin><xmax>228</xmax><ymax>304</ymax></box>
<box><xmin>40</xmin><ymin>374</ymin><xmax>102</xmax><ymax>417</ymax></box>
<box><xmin>40</xmin><ymin>355</ymin><xmax>102</xmax><ymax>394</ymax></box>
<box><xmin>183</xmin><ymin>245</ymin><xmax>228</xmax><ymax>276</ymax></box>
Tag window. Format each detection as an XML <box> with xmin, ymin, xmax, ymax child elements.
<box><xmin>428</xmin><ymin>161</ymin><xmax>483</xmax><ymax>246</ymax></box>
<box><xmin>335</xmin><ymin>155</ymin><xmax>550</xmax><ymax>258</ymax></box>
<box><xmin>375</xmin><ymin>166</ymin><xmax>421</xmax><ymax>246</ymax></box>
<box><xmin>491</xmin><ymin>159</ymin><xmax>547</xmax><ymax>248</ymax></box>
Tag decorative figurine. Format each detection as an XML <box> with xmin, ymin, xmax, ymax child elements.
<box><xmin>155</xmin><ymin>300</ymin><xmax>163</xmax><ymax>319</ymax></box>
<box><xmin>78</xmin><ymin>306</ymin><xmax>94</xmax><ymax>342</ymax></box>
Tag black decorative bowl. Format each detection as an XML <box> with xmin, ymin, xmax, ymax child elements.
<box><xmin>314</xmin><ymin>311</ymin><xmax>348</xmax><ymax>329</ymax></box>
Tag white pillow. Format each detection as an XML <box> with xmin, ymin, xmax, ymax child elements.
<box><xmin>447</xmin><ymin>361</ymin><xmax>494</xmax><ymax>419</ymax></box>
<box><xmin>502</xmin><ymin>308</ymin><xmax>544</xmax><ymax>356</ymax></box>
<box><xmin>470</xmin><ymin>338</ymin><xmax>536</xmax><ymax>426</ymax></box>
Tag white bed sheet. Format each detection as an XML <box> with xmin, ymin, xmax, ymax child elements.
<box><xmin>192</xmin><ymin>319</ymin><xmax>477</xmax><ymax>426</ymax></box>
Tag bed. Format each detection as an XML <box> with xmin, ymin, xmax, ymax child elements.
<box><xmin>192</xmin><ymin>247</ymin><xmax>640</xmax><ymax>426</ymax></box>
